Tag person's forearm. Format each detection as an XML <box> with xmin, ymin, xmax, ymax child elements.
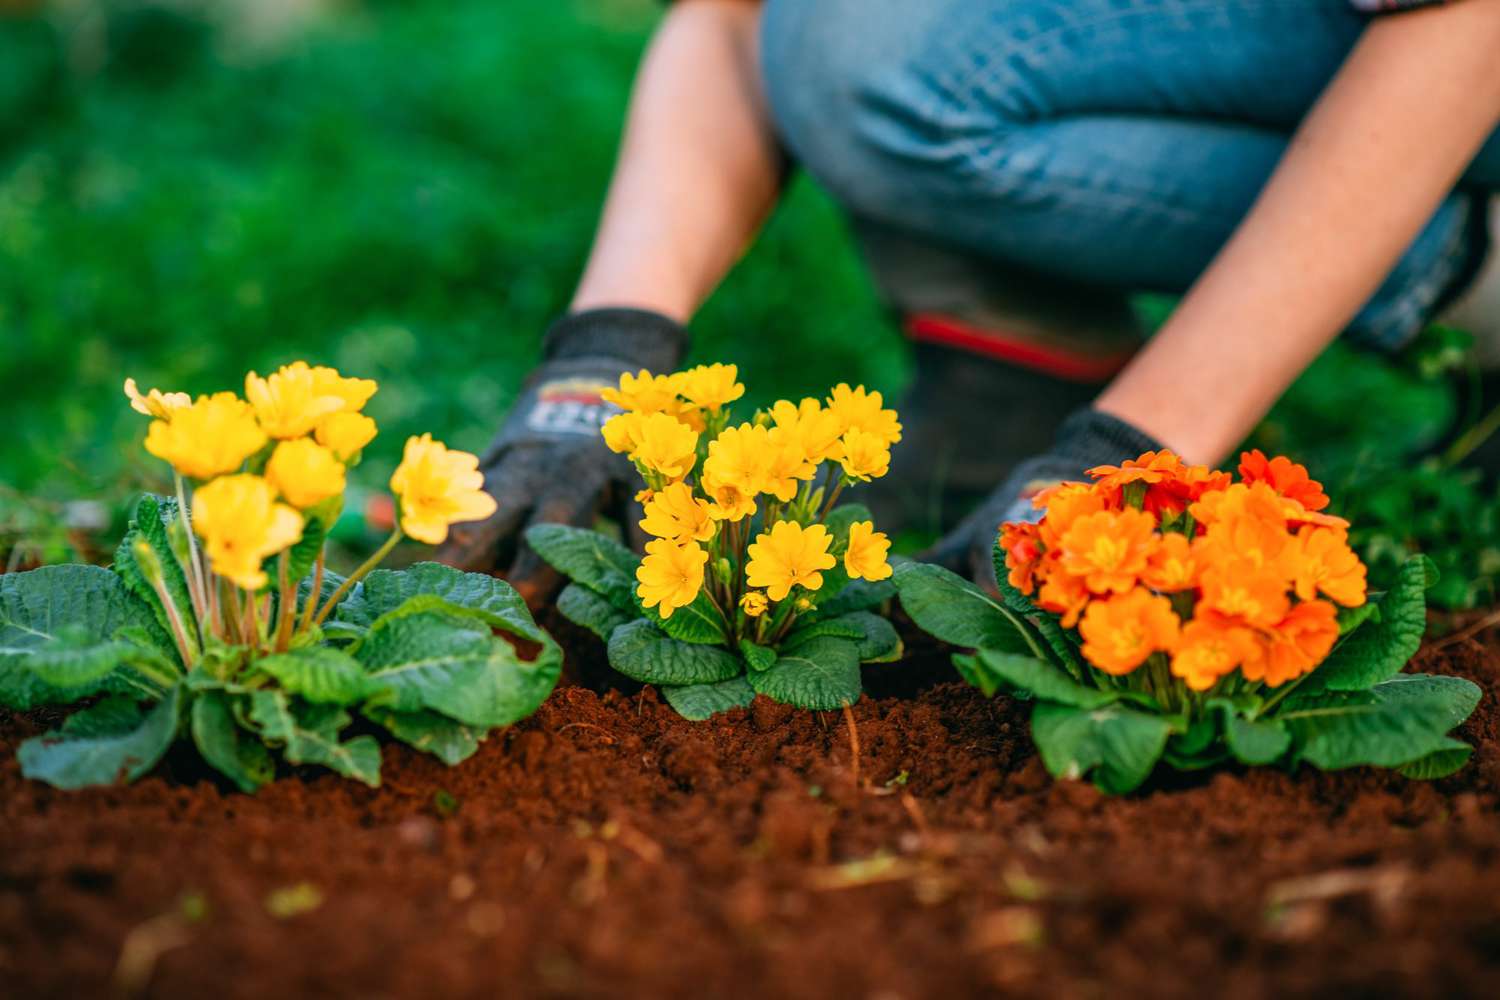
<box><xmin>1095</xmin><ymin>0</ymin><xmax>1500</xmax><ymax>465</ymax></box>
<box><xmin>571</xmin><ymin>1</ymin><xmax>783</xmax><ymax>323</ymax></box>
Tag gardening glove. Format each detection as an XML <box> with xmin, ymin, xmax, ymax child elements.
<box><xmin>436</xmin><ymin>307</ymin><xmax>686</xmax><ymax>604</ymax></box>
<box><xmin>923</xmin><ymin>407</ymin><xmax>1162</xmax><ymax>588</ymax></box>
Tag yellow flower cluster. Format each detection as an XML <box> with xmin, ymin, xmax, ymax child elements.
<box><xmin>599</xmin><ymin>365</ymin><xmax>898</xmax><ymax>639</ymax></box>
<box><xmin>126</xmin><ymin>362</ymin><xmax>493</xmax><ymax>590</ymax></box>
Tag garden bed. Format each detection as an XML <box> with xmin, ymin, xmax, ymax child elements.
<box><xmin>3</xmin><ymin>617</ymin><xmax>1499</xmax><ymax>999</ymax></box>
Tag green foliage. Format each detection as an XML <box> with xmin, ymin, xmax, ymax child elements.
<box><xmin>897</xmin><ymin>552</ymin><xmax>1481</xmax><ymax>793</ymax></box>
<box><xmin>4</xmin><ymin>551</ymin><xmax>559</xmax><ymax>791</ymax></box>
<box><xmin>113</xmin><ymin>494</ymin><xmax>198</xmax><ymax>656</ymax></box>
<box><xmin>662</xmin><ymin>676</ymin><xmax>757</xmax><ymax>721</ymax></box>
<box><xmin>892</xmin><ymin>562</ymin><xmax>1042</xmax><ymax>658</ymax></box>
<box><xmin>556</xmin><ymin>583</ymin><xmax>634</xmax><ymax>641</ymax></box>
<box><xmin>748</xmin><ymin>636</ymin><xmax>864</xmax><ymax>711</ymax></box>
<box><xmin>606</xmin><ymin>619</ymin><xmax>743</xmax><ymax>686</ymax></box>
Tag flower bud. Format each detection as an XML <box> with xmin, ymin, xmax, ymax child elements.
<box><xmin>713</xmin><ymin>557</ymin><xmax>733</xmax><ymax>586</ymax></box>
<box><xmin>133</xmin><ymin>538</ymin><xmax>165</xmax><ymax>589</ymax></box>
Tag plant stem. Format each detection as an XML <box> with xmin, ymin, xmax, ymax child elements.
<box><xmin>818</xmin><ymin>477</ymin><xmax>848</xmax><ymax>521</ymax></box>
<box><xmin>273</xmin><ymin>553</ymin><xmax>296</xmax><ymax>652</ymax></box>
<box><xmin>224</xmin><ymin>580</ymin><xmax>245</xmax><ymax>645</ymax></box>
<box><xmin>313</xmin><ymin>528</ymin><xmax>403</xmax><ymax>626</ymax></box>
<box><xmin>173</xmin><ymin>473</ymin><xmax>208</xmax><ymax>631</ymax></box>
<box><xmin>1444</xmin><ymin>398</ymin><xmax>1500</xmax><ymax>467</ymax></box>
<box><xmin>1254</xmin><ymin>674</ymin><xmax>1309</xmax><ymax>720</ymax></box>
<box><xmin>151</xmin><ymin>576</ymin><xmax>197</xmax><ymax>667</ymax></box>
<box><xmin>299</xmin><ymin>549</ymin><xmax>326</xmax><ymax>634</ymax></box>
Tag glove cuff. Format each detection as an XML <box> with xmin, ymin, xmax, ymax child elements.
<box><xmin>543</xmin><ymin>308</ymin><xmax>688</xmax><ymax>373</ymax></box>
<box><xmin>1051</xmin><ymin>407</ymin><xmax>1163</xmax><ymax>470</ymax></box>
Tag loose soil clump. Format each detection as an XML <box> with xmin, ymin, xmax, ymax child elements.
<box><xmin>4</xmin><ymin>619</ymin><xmax>1499</xmax><ymax>998</ymax></box>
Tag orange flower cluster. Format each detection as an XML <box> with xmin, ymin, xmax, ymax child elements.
<box><xmin>1000</xmin><ymin>450</ymin><xmax>1367</xmax><ymax>692</ymax></box>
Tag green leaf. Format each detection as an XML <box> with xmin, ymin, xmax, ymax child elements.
<box><xmin>739</xmin><ymin>639</ymin><xmax>776</xmax><ymax>673</ymax></box>
<box><xmin>1223</xmin><ymin>714</ymin><xmax>1292</xmax><ymax>766</ymax></box>
<box><xmin>748</xmin><ymin>635</ymin><xmax>863</xmax><ymax>710</ymax></box>
<box><xmin>267</xmin><ymin>516</ymin><xmax>326</xmax><ymax>594</ymax></box>
<box><xmin>255</xmin><ymin>646</ymin><xmax>373</xmax><ymax>705</ymax></box>
<box><xmin>1282</xmin><ymin>673</ymin><xmax>1481</xmax><ymax>770</ymax></box>
<box><xmin>1313</xmin><ymin>556</ymin><xmax>1429</xmax><ymax>691</ymax></box>
<box><xmin>811</xmin><ymin>578</ymin><xmax>896</xmax><ymax>619</ymax></box>
<box><xmin>524</xmin><ymin>523</ymin><xmax>639</xmax><ymax>612</ymax></box>
<box><xmin>641</xmin><ymin>589</ymin><xmax>729</xmax><ymax>645</ymax></box>
<box><xmin>994</xmin><ymin>548</ymin><xmax>1085</xmax><ymax>676</ymax></box>
<box><xmin>1030</xmin><ymin>702</ymin><xmax>1173</xmax><ymax>795</ymax></box>
<box><xmin>364</xmin><ymin>707</ymin><xmax>482</xmax><ymax>766</ymax></box>
<box><xmin>557</xmin><ymin>583</ymin><xmax>634</xmax><ymax>641</ymax></box>
<box><xmin>893</xmin><ymin>562</ymin><xmax>1042</xmax><ymax>657</ymax></box>
<box><xmin>824</xmin><ymin>504</ymin><xmax>874</xmax><ymax>538</ymax></box>
<box><xmin>356</xmin><ymin>610</ymin><xmax>560</xmax><ymax>728</ymax></box>
<box><xmin>337</xmin><ymin>562</ymin><xmax>552</xmax><ymax>648</ymax></box>
<box><xmin>191</xmin><ymin>691</ymin><xmax>275</xmax><ymax>793</ymax></box>
<box><xmin>1</xmin><ymin>564</ymin><xmax>175</xmax><ymax>709</ymax></box>
<box><xmin>18</xmin><ymin>686</ymin><xmax>185</xmax><ymax>789</ymax></box>
<box><xmin>662</xmin><ymin>676</ymin><xmax>757</xmax><ymax>720</ymax></box>
<box><xmin>786</xmin><ymin>610</ymin><xmax>899</xmax><ymax>665</ymax></box>
<box><xmin>606</xmin><ymin>618</ymin><xmax>743</xmax><ymax>686</ymax></box>
<box><xmin>23</xmin><ymin>625</ymin><xmax>137</xmax><ymax>691</ymax></box>
<box><xmin>246</xmin><ymin>691</ymin><xmax>382</xmax><ymax>787</ymax></box>
<box><xmin>962</xmin><ymin>650</ymin><xmax>1116</xmax><ymax>708</ymax></box>
<box><xmin>1396</xmin><ymin>737</ymin><xmax>1473</xmax><ymax>780</ymax></box>
<box><xmin>113</xmin><ymin>495</ymin><xmax>198</xmax><ymax>655</ymax></box>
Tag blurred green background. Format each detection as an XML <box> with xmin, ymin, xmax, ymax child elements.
<box><xmin>2</xmin><ymin>0</ymin><xmax>1498</xmax><ymax>607</ymax></box>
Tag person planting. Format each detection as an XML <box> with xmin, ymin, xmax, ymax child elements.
<box><xmin>440</xmin><ymin>0</ymin><xmax>1500</xmax><ymax>593</ymax></box>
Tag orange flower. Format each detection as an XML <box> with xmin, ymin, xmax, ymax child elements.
<box><xmin>999</xmin><ymin>521</ymin><xmax>1044</xmax><ymax>595</ymax></box>
<box><xmin>1291</xmin><ymin>526</ymin><xmax>1367</xmax><ymax>608</ymax></box>
<box><xmin>1198</xmin><ymin>558</ymin><xmax>1290</xmax><ymax>629</ymax></box>
<box><xmin>1245</xmin><ymin>600</ymin><xmax>1340</xmax><ymax>687</ymax></box>
<box><xmin>1035</xmin><ymin>482</ymin><xmax>1110</xmax><ymax>548</ymax></box>
<box><xmin>1087</xmin><ymin>450</ymin><xmax>1183</xmax><ymax>492</ymax></box>
<box><xmin>1058</xmin><ymin>508</ymin><xmax>1159</xmax><ymax>595</ymax></box>
<box><xmin>1238</xmin><ymin>449</ymin><xmax>1330</xmax><ymax>512</ymax></box>
<box><xmin>1036</xmin><ymin>566</ymin><xmax>1089</xmax><ymax>628</ymax></box>
<box><xmin>1142</xmin><ymin>532</ymin><xmax>1198</xmax><ymax>593</ymax></box>
<box><xmin>1089</xmin><ymin>450</ymin><xmax>1230</xmax><ymax>515</ymax></box>
<box><xmin>1193</xmin><ymin>483</ymin><xmax>1292</xmax><ymax>575</ymax></box>
<box><xmin>1170</xmin><ymin>615</ymin><xmax>1260</xmax><ymax>691</ymax></box>
<box><xmin>1078</xmin><ymin>588</ymin><xmax>1181</xmax><ymax>676</ymax></box>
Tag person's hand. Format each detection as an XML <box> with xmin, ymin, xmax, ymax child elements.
<box><xmin>436</xmin><ymin>308</ymin><xmax>686</xmax><ymax>604</ymax></box>
<box><xmin>923</xmin><ymin>409</ymin><xmax>1162</xmax><ymax>588</ymax></box>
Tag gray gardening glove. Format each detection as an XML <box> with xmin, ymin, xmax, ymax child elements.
<box><xmin>436</xmin><ymin>308</ymin><xmax>686</xmax><ymax>604</ymax></box>
<box><xmin>923</xmin><ymin>408</ymin><xmax>1162</xmax><ymax>588</ymax></box>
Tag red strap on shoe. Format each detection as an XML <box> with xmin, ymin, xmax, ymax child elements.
<box><xmin>905</xmin><ymin>312</ymin><xmax>1137</xmax><ymax>383</ymax></box>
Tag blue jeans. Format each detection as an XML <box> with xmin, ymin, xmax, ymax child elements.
<box><xmin>761</xmin><ymin>0</ymin><xmax>1500</xmax><ymax>352</ymax></box>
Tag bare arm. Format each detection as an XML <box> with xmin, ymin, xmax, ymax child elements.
<box><xmin>571</xmin><ymin>1</ymin><xmax>783</xmax><ymax>322</ymax></box>
<box><xmin>1095</xmin><ymin>0</ymin><xmax>1500</xmax><ymax>465</ymax></box>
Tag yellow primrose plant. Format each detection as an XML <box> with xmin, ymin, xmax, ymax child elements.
<box><xmin>0</xmin><ymin>364</ymin><xmax>560</xmax><ymax>791</ymax></box>
<box><xmin>526</xmin><ymin>365</ymin><xmax>903</xmax><ymax>719</ymax></box>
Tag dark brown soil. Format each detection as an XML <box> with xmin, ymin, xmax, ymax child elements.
<box><xmin>3</xmin><ymin>619</ymin><xmax>1499</xmax><ymax>999</ymax></box>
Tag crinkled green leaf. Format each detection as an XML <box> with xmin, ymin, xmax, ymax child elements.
<box><xmin>364</xmin><ymin>706</ymin><xmax>482</xmax><ymax>766</ymax></box>
<box><xmin>893</xmin><ymin>562</ymin><xmax>1043</xmax><ymax>657</ymax></box>
<box><xmin>748</xmin><ymin>635</ymin><xmax>862</xmax><ymax>710</ymax></box>
<box><xmin>337</xmin><ymin>562</ymin><xmax>551</xmax><ymax>647</ymax></box>
<box><xmin>557</xmin><ymin>583</ymin><xmax>634</xmax><ymax>641</ymax></box>
<box><xmin>114</xmin><ymin>495</ymin><xmax>199</xmax><ymax>655</ymax></box>
<box><xmin>1313</xmin><ymin>556</ymin><xmax>1429</xmax><ymax>691</ymax></box>
<box><xmin>640</xmin><ymin>589</ymin><xmax>728</xmax><ymax>645</ymax></box>
<box><xmin>1</xmin><ymin>564</ymin><xmax>175</xmax><ymax>709</ymax></box>
<box><xmin>1030</xmin><ymin>702</ymin><xmax>1173</xmax><ymax>795</ymax></box>
<box><xmin>662</xmin><ymin>676</ymin><xmax>757</xmax><ymax>720</ymax></box>
<box><xmin>23</xmin><ymin>625</ymin><xmax>137</xmax><ymax>691</ymax></box>
<box><xmin>1396</xmin><ymin>737</ymin><xmax>1473</xmax><ymax>780</ymax></box>
<box><xmin>246</xmin><ymin>691</ymin><xmax>382</xmax><ymax>787</ymax></box>
<box><xmin>994</xmin><ymin>547</ymin><xmax>1085</xmax><ymax>676</ymax></box>
<box><xmin>962</xmin><ymin>649</ymin><xmax>1115</xmax><ymax>708</ymax></box>
<box><xmin>606</xmin><ymin>618</ymin><xmax>743</xmax><ymax>686</ymax></box>
<box><xmin>810</xmin><ymin>578</ymin><xmax>896</xmax><ymax>619</ymax></box>
<box><xmin>256</xmin><ymin>646</ymin><xmax>373</xmax><ymax>705</ymax></box>
<box><xmin>266</xmin><ymin>515</ymin><xmax>326</xmax><ymax>595</ymax></box>
<box><xmin>191</xmin><ymin>691</ymin><xmax>275</xmax><ymax>793</ymax></box>
<box><xmin>356</xmin><ymin>610</ymin><xmax>560</xmax><ymax>728</ymax></box>
<box><xmin>1282</xmin><ymin>673</ymin><xmax>1480</xmax><ymax>770</ymax></box>
<box><xmin>18</xmin><ymin>686</ymin><xmax>185</xmax><ymax>789</ymax></box>
<box><xmin>739</xmin><ymin>639</ymin><xmax>776</xmax><ymax>673</ymax></box>
<box><xmin>524</xmin><ymin>523</ymin><xmax>638</xmax><ymax>612</ymax></box>
<box><xmin>1222</xmin><ymin>713</ymin><xmax>1292</xmax><ymax>766</ymax></box>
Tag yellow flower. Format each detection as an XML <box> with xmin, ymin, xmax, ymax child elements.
<box><xmin>601</xmin><ymin>369</ymin><xmax>684</xmax><ymax>414</ymax></box>
<box><xmin>746</xmin><ymin>520</ymin><xmax>837</xmax><ymax>601</ymax></box>
<box><xmin>601</xmin><ymin>411</ymin><xmax>647</xmax><ymax>455</ymax></box>
<box><xmin>245</xmin><ymin>362</ymin><xmax>347</xmax><ymax>439</ymax></box>
<box><xmin>844</xmin><ymin>520</ymin><xmax>893</xmax><ymax>581</ymax></box>
<box><xmin>315</xmin><ymin>411</ymin><xmax>378</xmax><ymax>461</ymax></box>
<box><xmin>765</xmin><ymin>425</ymin><xmax>817</xmax><ymax>501</ymax></box>
<box><xmin>677</xmin><ymin>363</ymin><xmax>744</xmax><ymax>412</ymax></box>
<box><xmin>836</xmin><ymin>428</ymin><xmax>891</xmax><ymax>481</ymax></box>
<box><xmin>740</xmin><ymin>590</ymin><xmax>769</xmax><ymax>618</ymax></box>
<box><xmin>639</xmin><ymin>481</ymin><xmax>716</xmax><ymax>543</ymax></box>
<box><xmin>192</xmin><ymin>474</ymin><xmax>304</xmax><ymax>590</ymax></box>
<box><xmin>702</xmin><ymin>473</ymin><xmax>758</xmax><ymax>522</ymax></box>
<box><xmin>827</xmin><ymin>383</ymin><xmax>902</xmax><ymax>445</ymax></box>
<box><xmin>636</xmin><ymin>538</ymin><xmax>708</xmax><ymax>619</ymax></box>
<box><xmin>389</xmin><ymin>434</ymin><xmax>498</xmax><ymax>544</ymax></box>
<box><xmin>144</xmin><ymin>392</ymin><xmax>268</xmax><ymax>480</ymax></box>
<box><xmin>702</xmin><ymin>423</ymin><xmax>770</xmax><ymax>498</ymax></box>
<box><xmin>123</xmin><ymin>378</ymin><xmax>191</xmax><ymax>420</ymax></box>
<box><xmin>308</xmin><ymin>365</ymin><xmax>378</xmax><ymax>412</ymax></box>
<box><xmin>771</xmin><ymin>397</ymin><xmax>844</xmax><ymax>463</ymax></box>
<box><xmin>265</xmin><ymin>438</ymin><xmax>346</xmax><ymax>510</ymax></box>
<box><xmin>632</xmin><ymin>413</ymin><xmax>699</xmax><ymax>480</ymax></box>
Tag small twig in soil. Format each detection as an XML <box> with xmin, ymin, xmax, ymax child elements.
<box><xmin>1429</xmin><ymin>608</ymin><xmax>1500</xmax><ymax>653</ymax></box>
<box><xmin>114</xmin><ymin>913</ymin><xmax>192</xmax><ymax>997</ymax></box>
<box><xmin>901</xmin><ymin>792</ymin><xmax>931</xmax><ymax>842</ymax></box>
<box><xmin>557</xmin><ymin>722</ymin><xmax>617</xmax><ymax>745</ymax></box>
<box><xmin>842</xmin><ymin>703</ymin><xmax>863</xmax><ymax>791</ymax></box>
